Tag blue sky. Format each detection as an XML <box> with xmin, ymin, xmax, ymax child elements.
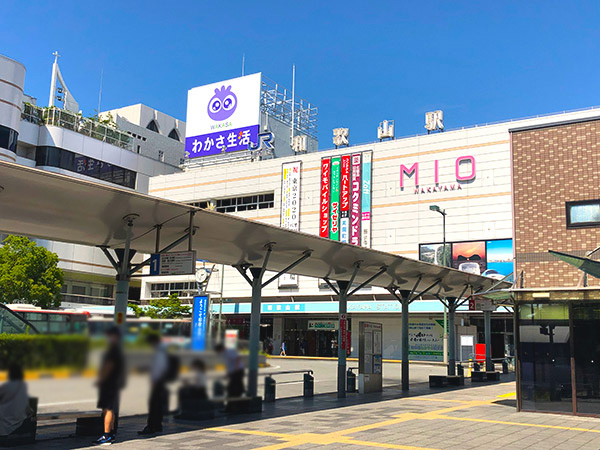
<box><xmin>2</xmin><ymin>1</ymin><xmax>599</xmax><ymax>148</ymax></box>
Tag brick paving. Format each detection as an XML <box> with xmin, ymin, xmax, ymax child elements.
<box><xmin>21</xmin><ymin>378</ymin><xmax>600</xmax><ymax>449</ymax></box>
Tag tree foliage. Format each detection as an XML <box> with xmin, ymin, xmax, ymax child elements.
<box><xmin>0</xmin><ymin>235</ymin><xmax>64</xmax><ymax>308</ymax></box>
<box><xmin>129</xmin><ymin>293</ymin><xmax>191</xmax><ymax>319</ymax></box>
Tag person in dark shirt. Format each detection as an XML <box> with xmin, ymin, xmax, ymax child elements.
<box><xmin>94</xmin><ymin>326</ymin><xmax>125</xmax><ymax>446</ymax></box>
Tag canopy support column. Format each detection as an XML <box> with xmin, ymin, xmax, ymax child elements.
<box><xmin>399</xmin><ymin>290</ymin><xmax>410</xmax><ymax>391</ymax></box>
<box><xmin>484</xmin><ymin>309</ymin><xmax>493</xmax><ymax>372</ymax></box>
<box><xmin>447</xmin><ymin>297</ymin><xmax>457</xmax><ymax>376</ymax></box>
<box><xmin>235</xmin><ymin>246</ymin><xmax>312</xmax><ymax>399</ymax></box>
<box><xmin>325</xmin><ymin>263</ymin><xmax>388</xmax><ymax>399</ymax></box>
<box><xmin>114</xmin><ymin>214</ymin><xmax>137</xmax><ymax>329</ymax></box>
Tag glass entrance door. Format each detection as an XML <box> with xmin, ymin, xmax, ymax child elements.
<box><xmin>573</xmin><ymin>303</ymin><xmax>600</xmax><ymax>415</ymax></box>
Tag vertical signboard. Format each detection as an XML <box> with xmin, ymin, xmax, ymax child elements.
<box><xmin>361</xmin><ymin>151</ymin><xmax>372</xmax><ymax>248</ymax></box>
<box><xmin>192</xmin><ymin>295</ymin><xmax>208</xmax><ymax>351</ymax></box>
<box><xmin>319</xmin><ymin>158</ymin><xmax>331</xmax><ymax>238</ymax></box>
<box><xmin>329</xmin><ymin>157</ymin><xmax>341</xmax><ymax>241</ymax></box>
<box><xmin>279</xmin><ymin>161</ymin><xmax>302</xmax><ymax>287</ymax></box>
<box><xmin>340</xmin><ymin>155</ymin><xmax>351</xmax><ymax>243</ymax></box>
<box><xmin>185</xmin><ymin>73</ymin><xmax>261</xmax><ymax>158</ymax></box>
<box><xmin>320</xmin><ymin>151</ymin><xmax>372</xmax><ymax>247</ymax></box>
<box><xmin>350</xmin><ymin>153</ymin><xmax>362</xmax><ymax>246</ymax></box>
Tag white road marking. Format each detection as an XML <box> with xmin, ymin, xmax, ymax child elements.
<box><xmin>39</xmin><ymin>399</ymin><xmax>96</xmax><ymax>407</ymax></box>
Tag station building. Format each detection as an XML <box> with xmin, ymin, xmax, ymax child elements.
<box><xmin>0</xmin><ymin>53</ymin><xmax>184</xmax><ymax>306</ymax></box>
<box><xmin>145</xmin><ymin>71</ymin><xmax>600</xmax><ymax>361</ymax></box>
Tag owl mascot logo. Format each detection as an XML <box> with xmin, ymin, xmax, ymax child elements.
<box><xmin>207</xmin><ymin>85</ymin><xmax>238</xmax><ymax>121</ymax></box>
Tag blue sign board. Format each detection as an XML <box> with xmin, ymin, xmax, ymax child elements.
<box><xmin>192</xmin><ymin>295</ymin><xmax>208</xmax><ymax>351</ymax></box>
<box><xmin>149</xmin><ymin>254</ymin><xmax>160</xmax><ymax>275</ymax></box>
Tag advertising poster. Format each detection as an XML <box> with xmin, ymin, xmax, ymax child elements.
<box><xmin>350</xmin><ymin>153</ymin><xmax>362</xmax><ymax>245</ymax></box>
<box><xmin>329</xmin><ymin>157</ymin><xmax>341</xmax><ymax>240</ymax></box>
<box><xmin>319</xmin><ymin>158</ymin><xmax>331</xmax><ymax>238</ymax></box>
<box><xmin>340</xmin><ymin>154</ymin><xmax>351</xmax><ymax>243</ymax></box>
<box><xmin>192</xmin><ymin>295</ymin><xmax>208</xmax><ymax>351</ymax></box>
<box><xmin>452</xmin><ymin>241</ymin><xmax>486</xmax><ymax>274</ymax></box>
<box><xmin>486</xmin><ymin>239</ymin><xmax>514</xmax><ymax>277</ymax></box>
<box><xmin>279</xmin><ymin>161</ymin><xmax>302</xmax><ymax>287</ymax></box>
<box><xmin>408</xmin><ymin>319</ymin><xmax>444</xmax><ymax>361</ymax></box>
<box><xmin>419</xmin><ymin>239</ymin><xmax>514</xmax><ymax>279</ymax></box>
<box><xmin>185</xmin><ymin>73</ymin><xmax>261</xmax><ymax>158</ymax></box>
<box><xmin>361</xmin><ymin>151</ymin><xmax>372</xmax><ymax>247</ymax></box>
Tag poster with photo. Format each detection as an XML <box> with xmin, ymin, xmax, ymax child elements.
<box><xmin>451</xmin><ymin>241</ymin><xmax>486</xmax><ymax>274</ymax></box>
<box><xmin>419</xmin><ymin>242</ymin><xmax>451</xmax><ymax>266</ymax></box>
<box><xmin>486</xmin><ymin>239</ymin><xmax>514</xmax><ymax>277</ymax></box>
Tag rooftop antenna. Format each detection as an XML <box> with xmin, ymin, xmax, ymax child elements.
<box><xmin>290</xmin><ymin>64</ymin><xmax>295</xmax><ymax>146</ymax></box>
<box><xmin>97</xmin><ymin>67</ymin><xmax>104</xmax><ymax>115</ymax></box>
<box><xmin>48</xmin><ymin>51</ymin><xmax>60</xmax><ymax>107</ymax></box>
<box><xmin>241</xmin><ymin>53</ymin><xmax>245</xmax><ymax>76</ymax></box>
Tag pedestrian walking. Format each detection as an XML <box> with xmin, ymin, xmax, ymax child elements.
<box><xmin>280</xmin><ymin>340</ymin><xmax>287</xmax><ymax>357</ymax></box>
<box><xmin>138</xmin><ymin>334</ymin><xmax>168</xmax><ymax>435</ymax></box>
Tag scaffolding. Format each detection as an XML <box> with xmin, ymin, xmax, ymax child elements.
<box><xmin>260</xmin><ymin>76</ymin><xmax>318</xmax><ymax>140</ymax></box>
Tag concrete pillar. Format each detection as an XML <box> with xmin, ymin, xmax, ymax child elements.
<box><xmin>447</xmin><ymin>298</ymin><xmax>457</xmax><ymax>376</ymax></box>
<box><xmin>400</xmin><ymin>291</ymin><xmax>410</xmax><ymax>391</ymax></box>
<box><xmin>337</xmin><ymin>284</ymin><xmax>349</xmax><ymax>399</ymax></box>
<box><xmin>247</xmin><ymin>267</ymin><xmax>263</xmax><ymax>398</ymax></box>
<box><xmin>484</xmin><ymin>310</ymin><xmax>493</xmax><ymax>372</ymax></box>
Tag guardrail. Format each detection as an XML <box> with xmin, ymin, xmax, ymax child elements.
<box><xmin>264</xmin><ymin>369</ymin><xmax>314</xmax><ymax>401</ymax></box>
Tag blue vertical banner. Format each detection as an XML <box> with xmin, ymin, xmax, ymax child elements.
<box><xmin>192</xmin><ymin>295</ymin><xmax>208</xmax><ymax>351</ymax></box>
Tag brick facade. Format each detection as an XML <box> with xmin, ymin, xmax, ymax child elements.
<box><xmin>511</xmin><ymin>118</ymin><xmax>600</xmax><ymax>287</ymax></box>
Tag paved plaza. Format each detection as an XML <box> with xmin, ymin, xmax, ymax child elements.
<box><xmin>25</xmin><ymin>376</ymin><xmax>600</xmax><ymax>449</ymax></box>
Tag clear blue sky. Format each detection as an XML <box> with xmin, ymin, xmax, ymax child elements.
<box><xmin>2</xmin><ymin>1</ymin><xmax>599</xmax><ymax>147</ymax></box>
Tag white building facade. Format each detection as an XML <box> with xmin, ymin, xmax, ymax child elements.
<box><xmin>0</xmin><ymin>53</ymin><xmax>184</xmax><ymax>306</ymax></box>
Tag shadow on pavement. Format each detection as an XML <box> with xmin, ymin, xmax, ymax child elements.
<box><xmin>23</xmin><ymin>373</ymin><xmax>516</xmax><ymax>449</ymax></box>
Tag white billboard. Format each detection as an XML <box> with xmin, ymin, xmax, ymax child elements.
<box><xmin>279</xmin><ymin>161</ymin><xmax>302</xmax><ymax>288</ymax></box>
<box><xmin>185</xmin><ymin>73</ymin><xmax>261</xmax><ymax>158</ymax></box>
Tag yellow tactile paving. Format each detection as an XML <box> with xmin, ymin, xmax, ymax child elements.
<box><xmin>209</xmin><ymin>389</ymin><xmax>600</xmax><ymax>450</ymax></box>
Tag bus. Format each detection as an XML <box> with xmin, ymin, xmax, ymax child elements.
<box><xmin>6</xmin><ymin>304</ymin><xmax>89</xmax><ymax>334</ymax></box>
<box><xmin>88</xmin><ymin>316</ymin><xmax>192</xmax><ymax>346</ymax></box>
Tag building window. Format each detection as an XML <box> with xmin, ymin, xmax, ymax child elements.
<box><xmin>0</xmin><ymin>124</ymin><xmax>18</xmax><ymax>152</ymax></box>
<box><xmin>168</xmin><ymin>128</ymin><xmax>181</xmax><ymax>142</ymax></box>
<box><xmin>35</xmin><ymin>146</ymin><xmax>136</xmax><ymax>189</ymax></box>
<box><xmin>190</xmin><ymin>192</ymin><xmax>275</xmax><ymax>213</ymax></box>
<box><xmin>158</xmin><ymin>150</ymin><xmax>165</xmax><ymax>162</ymax></box>
<box><xmin>566</xmin><ymin>200</ymin><xmax>600</xmax><ymax>228</ymax></box>
<box><xmin>149</xmin><ymin>282</ymin><xmax>196</xmax><ymax>299</ymax></box>
<box><xmin>146</xmin><ymin>119</ymin><xmax>160</xmax><ymax>133</ymax></box>
<box><xmin>137</xmin><ymin>144</ymin><xmax>141</xmax><ymax>154</ymax></box>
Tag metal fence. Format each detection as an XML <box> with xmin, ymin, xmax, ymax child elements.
<box><xmin>21</xmin><ymin>103</ymin><xmax>133</xmax><ymax>151</ymax></box>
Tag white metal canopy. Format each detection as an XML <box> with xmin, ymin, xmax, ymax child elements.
<box><xmin>0</xmin><ymin>160</ymin><xmax>505</xmax><ymax>296</ymax></box>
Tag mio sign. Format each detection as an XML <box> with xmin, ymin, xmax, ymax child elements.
<box><xmin>400</xmin><ymin>155</ymin><xmax>476</xmax><ymax>194</ymax></box>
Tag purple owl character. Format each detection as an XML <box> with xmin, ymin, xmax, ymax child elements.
<box><xmin>207</xmin><ymin>85</ymin><xmax>237</xmax><ymax>121</ymax></box>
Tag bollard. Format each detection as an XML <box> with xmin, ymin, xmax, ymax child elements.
<box><xmin>264</xmin><ymin>376</ymin><xmax>276</xmax><ymax>402</ymax></box>
<box><xmin>456</xmin><ymin>364</ymin><xmax>464</xmax><ymax>377</ymax></box>
<box><xmin>346</xmin><ymin>369</ymin><xmax>357</xmax><ymax>393</ymax></box>
<box><xmin>502</xmin><ymin>360</ymin><xmax>509</xmax><ymax>374</ymax></box>
<box><xmin>303</xmin><ymin>373</ymin><xmax>314</xmax><ymax>398</ymax></box>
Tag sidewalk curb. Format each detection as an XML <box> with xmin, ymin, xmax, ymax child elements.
<box><xmin>266</xmin><ymin>355</ymin><xmax>447</xmax><ymax>366</ymax></box>
<box><xmin>0</xmin><ymin>362</ymin><xmax>268</xmax><ymax>382</ymax></box>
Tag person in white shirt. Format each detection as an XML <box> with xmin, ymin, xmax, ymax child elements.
<box><xmin>0</xmin><ymin>365</ymin><xmax>31</xmax><ymax>437</ymax></box>
<box><xmin>216</xmin><ymin>343</ymin><xmax>245</xmax><ymax>398</ymax></box>
<box><xmin>138</xmin><ymin>334</ymin><xmax>168</xmax><ymax>435</ymax></box>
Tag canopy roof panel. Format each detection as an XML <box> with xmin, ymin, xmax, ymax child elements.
<box><xmin>0</xmin><ymin>161</ymin><xmax>508</xmax><ymax>297</ymax></box>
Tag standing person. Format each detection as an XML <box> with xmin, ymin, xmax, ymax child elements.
<box><xmin>94</xmin><ymin>327</ymin><xmax>125</xmax><ymax>446</ymax></box>
<box><xmin>215</xmin><ymin>343</ymin><xmax>245</xmax><ymax>398</ymax></box>
<box><xmin>138</xmin><ymin>334</ymin><xmax>168</xmax><ymax>435</ymax></box>
<box><xmin>280</xmin><ymin>340</ymin><xmax>287</xmax><ymax>357</ymax></box>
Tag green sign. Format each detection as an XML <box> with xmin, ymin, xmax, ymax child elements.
<box><xmin>330</xmin><ymin>157</ymin><xmax>341</xmax><ymax>240</ymax></box>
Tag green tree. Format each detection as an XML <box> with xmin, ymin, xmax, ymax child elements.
<box><xmin>0</xmin><ymin>235</ymin><xmax>64</xmax><ymax>308</ymax></box>
<box><xmin>128</xmin><ymin>293</ymin><xmax>191</xmax><ymax>319</ymax></box>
